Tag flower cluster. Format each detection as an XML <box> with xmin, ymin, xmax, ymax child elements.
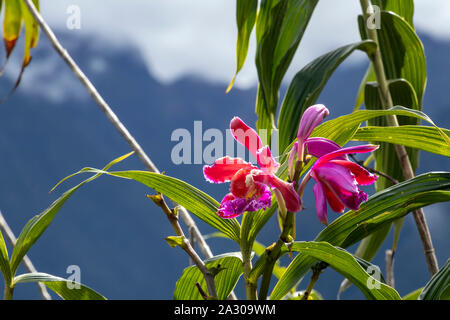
<box><xmin>203</xmin><ymin>104</ymin><xmax>378</xmax><ymax>225</ymax></box>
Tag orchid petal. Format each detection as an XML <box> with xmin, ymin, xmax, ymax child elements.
<box><xmin>203</xmin><ymin>156</ymin><xmax>257</xmax><ymax>183</ymax></box>
<box><xmin>217</xmin><ymin>189</ymin><xmax>271</xmax><ymax>219</ymax></box>
<box><xmin>305</xmin><ymin>137</ymin><xmax>346</xmax><ymax>159</ymax></box>
<box><xmin>330</xmin><ymin>159</ymin><xmax>378</xmax><ymax>185</ymax></box>
<box><xmin>312</xmin><ymin>162</ymin><xmax>363</xmax><ymax>211</ymax></box>
<box><xmin>254</xmin><ymin>173</ymin><xmax>301</xmax><ymax>212</ymax></box>
<box><xmin>257</xmin><ymin>146</ymin><xmax>280</xmax><ymax>174</ymax></box>
<box><xmin>321</xmin><ymin>181</ymin><xmax>345</xmax><ymax>213</ymax></box>
<box><xmin>288</xmin><ymin>141</ymin><xmax>299</xmax><ymax>180</ymax></box>
<box><xmin>313</xmin><ymin>182</ymin><xmax>328</xmax><ymax>225</ymax></box>
<box><xmin>297</xmin><ymin>104</ymin><xmax>329</xmax><ymax>143</ymax></box>
<box><xmin>230</xmin><ymin>117</ymin><xmax>263</xmax><ymax>160</ymax></box>
<box><xmin>230</xmin><ymin>167</ymin><xmax>256</xmax><ymax>198</ymax></box>
<box><xmin>315</xmin><ymin>144</ymin><xmax>379</xmax><ymax>167</ymax></box>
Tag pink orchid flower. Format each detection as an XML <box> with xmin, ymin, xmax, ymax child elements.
<box><xmin>289</xmin><ymin>104</ymin><xmax>379</xmax><ymax>225</ymax></box>
<box><xmin>203</xmin><ymin>117</ymin><xmax>301</xmax><ymax>218</ymax></box>
<box><xmin>310</xmin><ymin>144</ymin><xmax>379</xmax><ymax>225</ymax></box>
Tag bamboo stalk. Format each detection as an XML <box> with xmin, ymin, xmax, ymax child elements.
<box><xmin>359</xmin><ymin>0</ymin><xmax>438</xmax><ymax>275</ymax></box>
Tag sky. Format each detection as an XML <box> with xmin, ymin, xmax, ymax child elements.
<box><xmin>39</xmin><ymin>0</ymin><xmax>450</xmax><ymax>89</ymax></box>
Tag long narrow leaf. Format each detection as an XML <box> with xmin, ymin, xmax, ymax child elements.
<box><xmin>0</xmin><ymin>229</ymin><xmax>11</xmax><ymax>285</ymax></box>
<box><xmin>227</xmin><ymin>0</ymin><xmax>258</xmax><ymax>92</ymax></box>
<box><xmin>79</xmin><ymin>169</ymin><xmax>241</xmax><ymax>243</ymax></box>
<box><xmin>174</xmin><ymin>252</ymin><xmax>243</xmax><ymax>300</ymax></box>
<box><xmin>289</xmin><ymin>242</ymin><xmax>400</xmax><ymax>300</ymax></box>
<box><xmin>419</xmin><ymin>259</ymin><xmax>450</xmax><ymax>300</ymax></box>
<box><xmin>352</xmin><ymin>126</ymin><xmax>450</xmax><ymax>157</ymax></box>
<box><xmin>14</xmin><ymin>272</ymin><xmax>106</xmax><ymax>300</ymax></box>
<box><xmin>255</xmin><ymin>0</ymin><xmax>318</xmax><ymax>135</ymax></box>
<box><xmin>9</xmin><ymin>152</ymin><xmax>134</xmax><ymax>276</ymax></box>
<box><xmin>277</xmin><ymin>40</ymin><xmax>376</xmax><ymax>151</ymax></box>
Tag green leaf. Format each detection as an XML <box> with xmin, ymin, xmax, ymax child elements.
<box><xmin>359</xmin><ymin>79</ymin><xmax>423</xmax><ymax>265</ymax></box>
<box><xmin>93</xmin><ymin>170</ymin><xmax>241</xmax><ymax>243</ymax></box>
<box><xmin>174</xmin><ymin>252</ymin><xmax>243</xmax><ymax>300</ymax></box>
<box><xmin>0</xmin><ymin>228</ymin><xmax>11</xmax><ymax>285</ymax></box>
<box><xmin>312</xmin><ymin>106</ymin><xmax>450</xmax><ymax>147</ymax></box>
<box><xmin>403</xmin><ymin>288</ymin><xmax>422</xmax><ymax>300</ymax></box>
<box><xmin>2</xmin><ymin>0</ymin><xmax>22</xmax><ymax>58</ymax></box>
<box><xmin>377</xmin><ymin>11</ymin><xmax>426</xmax><ymax>106</ymax></box>
<box><xmin>364</xmin><ymin>79</ymin><xmax>420</xmax><ymax>190</ymax></box>
<box><xmin>338</xmin><ymin>224</ymin><xmax>391</xmax><ymax>297</ymax></box>
<box><xmin>419</xmin><ymin>259</ymin><xmax>450</xmax><ymax>300</ymax></box>
<box><xmin>9</xmin><ymin>152</ymin><xmax>134</xmax><ymax>276</ymax></box>
<box><xmin>53</xmin><ymin>153</ymin><xmax>241</xmax><ymax>242</ymax></box>
<box><xmin>354</xmin><ymin>63</ymin><xmax>376</xmax><ymax>112</ymax></box>
<box><xmin>12</xmin><ymin>0</ymin><xmax>40</xmax><ymax>88</ymax></box>
<box><xmin>372</xmin><ymin>0</ymin><xmax>414</xmax><ymax>26</ymax></box>
<box><xmin>20</xmin><ymin>0</ymin><xmax>39</xmax><ymax>65</ymax></box>
<box><xmin>165</xmin><ymin>236</ymin><xmax>186</xmax><ymax>249</ymax></box>
<box><xmin>255</xmin><ymin>0</ymin><xmax>318</xmax><ymax>135</ymax></box>
<box><xmin>13</xmin><ymin>272</ymin><xmax>106</xmax><ymax>300</ymax></box>
<box><xmin>352</xmin><ymin>126</ymin><xmax>450</xmax><ymax>157</ymax></box>
<box><xmin>357</xmin><ymin>6</ymin><xmax>425</xmax><ymax>274</ymax></box>
<box><xmin>227</xmin><ymin>0</ymin><xmax>258</xmax><ymax>92</ymax></box>
<box><xmin>270</xmin><ymin>172</ymin><xmax>450</xmax><ymax>299</ymax></box>
<box><xmin>288</xmin><ymin>242</ymin><xmax>400</xmax><ymax>300</ymax></box>
<box><xmin>277</xmin><ymin>40</ymin><xmax>376</xmax><ymax>151</ymax></box>
<box><xmin>241</xmin><ymin>199</ymin><xmax>277</xmax><ymax>253</ymax></box>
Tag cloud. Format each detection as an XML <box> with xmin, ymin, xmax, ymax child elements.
<box><xmin>37</xmin><ymin>0</ymin><xmax>450</xmax><ymax>89</ymax></box>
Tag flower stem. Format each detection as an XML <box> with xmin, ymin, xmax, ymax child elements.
<box><xmin>301</xmin><ymin>262</ymin><xmax>327</xmax><ymax>300</ymax></box>
<box><xmin>359</xmin><ymin>0</ymin><xmax>438</xmax><ymax>276</ymax></box>
<box><xmin>242</xmin><ymin>250</ymin><xmax>258</xmax><ymax>300</ymax></box>
<box><xmin>3</xmin><ymin>284</ymin><xmax>14</xmax><ymax>300</ymax></box>
<box><xmin>258</xmin><ymin>211</ymin><xmax>295</xmax><ymax>300</ymax></box>
<box><xmin>149</xmin><ymin>194</ymin><xmax>217</xmax><ymax>299</ymax></box>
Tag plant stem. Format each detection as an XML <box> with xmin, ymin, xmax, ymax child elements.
<box><xmin>258</xmin><ymin>211</ymin><xmax>295</xmax><ymax>300</ymax></box>
<box><xmin>149</xmin><ymin>195</ymin><xmax>217</xmax><ymax>299</ymax></box>
<box><xmin>301</xmin><ymin>274</ymin><xmax>319</xmax><ymax>300</ymax></box>
<box><xmin>385</xmin><ymin>249</ymin><xmax>395</xmax><ymax>288</ymax></box>
<box><xmin>359</xmin><ymin>0</ymin><xmax>439</xmax><ymax>276</ymax></box>
<box><xmin>242</xmin><ymin>249</ymin><xmax>257</xmax><ymax>300</ymax></box>
<box><xmin>301</xmin><ymin>262</ymin><xmax>327</xmax><ymax>300</ymax></box>
<box><xmin>3</xmin><ymin>284</ymin><xmax>13</xmax><ymax>300</ymax></box>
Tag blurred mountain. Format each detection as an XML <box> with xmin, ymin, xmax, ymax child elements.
<box><xmin>0</xmin><ymin>30</ymin><xmax>448</xmax><ymax>300</ymax></box>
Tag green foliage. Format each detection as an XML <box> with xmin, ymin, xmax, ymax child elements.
<box><xmin>403</xmin><ymin>288</ymin><xmax>422</xmax><ymax>300</ymax></box>
<box><xmin>254</xmin><ymin>0</ymin><xmax>318</xmax><ymax>137</ymax></box>
<box><xmin>1</xmin><ymin>0</ymin><xmax>40</xmax><ymax>92</ymax></box>
<box><xmin>0</xmin><ymin>230</ymin><xmax>11</xmax><ymax>286</ymax></box>
<box><xmin>354</xmin><ymin>3</ymin><xmax>428</xmax><ymax>272</ymax></box>
<box><xmin>13</xmin><ymin>272</ymin><xmax>106</xmax><ymax>300</ymax></box>
<box><xmin>270</xmin><ymin>172</ymin><xmax>450</xmax><ymax>299</ymax></box>
<box><xmin>419</xmin><ymin>260</ymin><xmax>450</xmax><ymax>300</ymax></box>
<box><xmin>9</xmin><ymin>152</ymin><xmax>133</xmax><ymax>277</ymax></box>
<box><xmin>88</xmin><ymin>170</ymin><xmax>241</xmax><ymax>243</ymax></box>
<box><xmin>174</xmin><ymin>252</ymin><xmax>244</xmax><ymax>300</ymax></box>
<box><xmin>278</xmin><ymin>40</ymin><xmax>376</xmax><ymax>151</ymax></box>
<box><xmin>227</xmin><ymin>0</ymin><xmax>258</xmax><ymax>92</ymax></box>
<box><xmin>288</xmin><ymin>242</ymin><xmax>400</xmax><ymax>300</ymax></box>
<box><xmin>353</xmin><ymin>126</ymin><xmax>450</xmax><ymax>157</ymax></box>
